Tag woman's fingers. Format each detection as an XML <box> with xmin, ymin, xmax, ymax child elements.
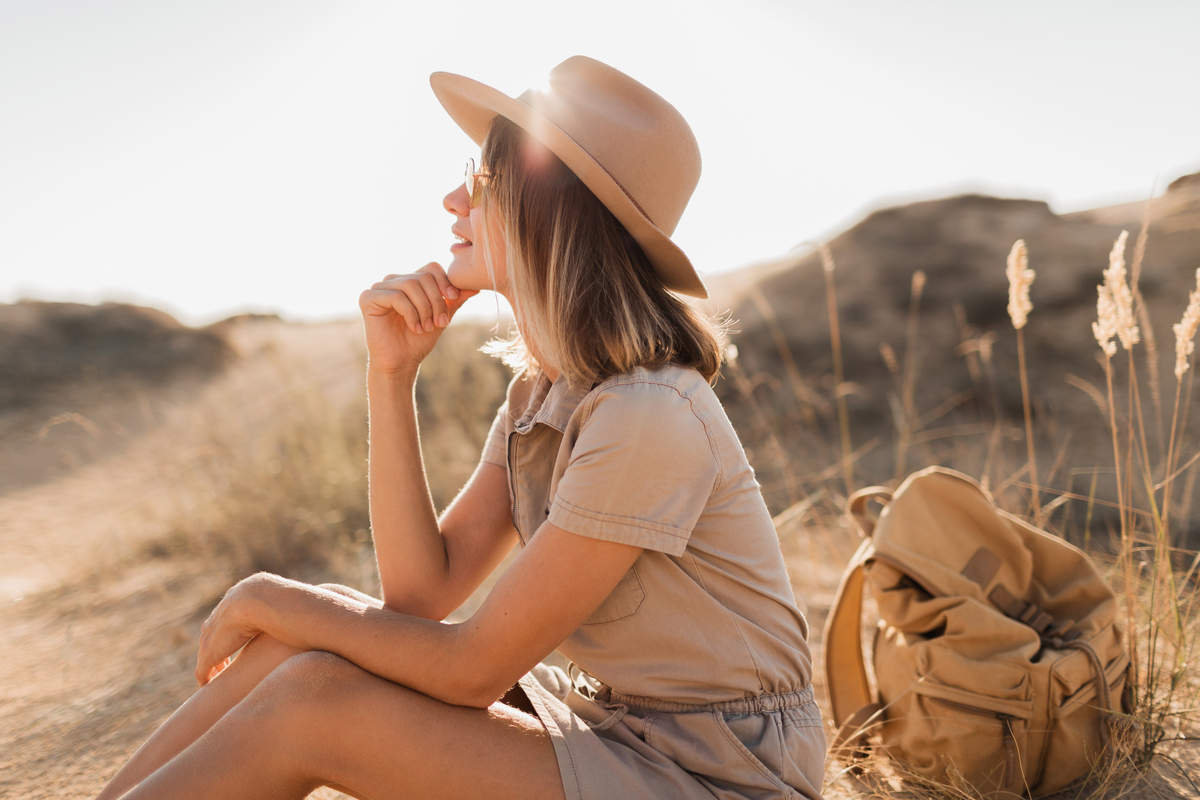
<box><xmin>417</xmin><ymin>262</ymin><xmax>462</xmax><ymax>303</ymax></box>
<box><xmin>365</xmin><ymin>278</ymin><xmax>435</xmax><ymax>328</ymax></box>
<box><xmin>196</xmin><ymin>639</ymin><xmax>245</xmax><ymax>685</ymax></box>
<box><xmin>359</xmin><ymin>288</ymin><xmax>424</xmax><ymax>334</ymax></box>
<box><xmin>199</xmin><ymin>655</ymin><xmax>232</xmax><ymax>686</ymax></box>
<box><xmin>194</xmin><ymin>618</ymin><xmax>257</xmax><ymax>685</ymax></box>
<box><xmin>403</xmin><ymin>272</ymin><xmax>442</xmax><ymax>331</ymax></box>
<box><xmin>366</xmin><ymin>263</ymin><xmax>471</xmax><ymax>330</ymax></box>
<box><xmin>417</xmin><ymin>262</ymin><xmax>481</xmax><ymax>321</ymax></box>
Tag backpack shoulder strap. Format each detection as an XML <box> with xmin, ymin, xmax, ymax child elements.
<box><xmin>823</xmin><ymin>536</ymin><xmax>883</xmax><ymax>755</ymax></box>
<box><xmin>824</xmin><ymin>486</ymin><xmax>893</xmax><ymax>758</ymax></box>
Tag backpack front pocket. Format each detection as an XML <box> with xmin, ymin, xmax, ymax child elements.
<box><xmin>1035</xmin><ymin>634</ymin><xmax>1132</xmax><ymax>794</ymax></box>
<box><xmin>884</xmin><ymin>666</ymin><xmax>1035</xmax><ymax>798</ymax></box>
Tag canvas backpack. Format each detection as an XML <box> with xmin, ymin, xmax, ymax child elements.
<box><xmin>823</xmin><ymin>466</ymin><xmax>1134</xmax><ymax>798</ymax></box>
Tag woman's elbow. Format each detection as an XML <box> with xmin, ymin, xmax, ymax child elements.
<box><xmin>454</xmin><ymin>686</ymin><xmax>502</xmax><ymax>710</ymax></box>
<box><xmin>445</xmin><ymin>626</ymin><xmax>510</xmax><ymax>709</ymax></box>
<box><xmin>378</xmin><ymin>586</ymin><xmax>447</xmax><ymax>621</ymax></box>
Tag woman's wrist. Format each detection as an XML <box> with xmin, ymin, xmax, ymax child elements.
<box><xmin>367</xmin><ymin>361</ymin><xmax>419</xmax><ymax>384</ymax></box>
<box><xmin>244</xmin><ymin>575</ymin><xmax>372</xmax><ymax>652</ymax></box>
<box><xmin>239</xmin><ymin>572</ymin><xmax>296</xmax><ymax>644</ymax></box>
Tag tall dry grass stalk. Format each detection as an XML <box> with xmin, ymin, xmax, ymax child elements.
<box><xmin>893</xmin><ymin>269</ymin><xmax>926</xmax><ymax>478</ymax></box>
<box><xmin>1092</xmin><ymin>230</ymin><xmax>1143</xmax><ymax>705</ymax></box>
<box><xmin>744</xmin><ymin>283</ymin><xmax>827</xmax><ymax>425</ymax></box>
<box><xmin>1129</xmin><ymin>198</ymin><xmax>1166</xmax><ymax>455</ymax></box>
<box><xmin>1164</xmin><ymin>269</ymin><xmax>1200</xmax><ymax>529</ymax></box>
<box><xmin>724</xmin><ymin>347</ymin><xmax>805</xmax><ymax>507</ymax></box>
<box><xmin>820</xmin><ymin>241</ymin><xmax>854</xmax><ymax>495</ymax></box>
<box><xmin>1006</xmin><ymin>238</ymin><xmax>1040</xmax><ymax>523</ymax></box>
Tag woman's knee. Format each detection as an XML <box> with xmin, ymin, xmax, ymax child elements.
<box><xmin>243</xmin><ymin>650</ymin><xmax>363</xmax><ymax>720</ymax></box>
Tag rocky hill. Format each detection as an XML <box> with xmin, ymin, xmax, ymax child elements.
<box><xmin>0</xmin><ymin>301</ymin><xmax>242</xmax><ymax>494</ymax></box>
<box><xmin>710</xmin><ymin>171</ymin><xmax>1200</xmax><ymax>546</ymax></box>
<box><xmin>0</xmin><ymin>300</ymin><xmax>236</xmax><ymax>412</ymax></box>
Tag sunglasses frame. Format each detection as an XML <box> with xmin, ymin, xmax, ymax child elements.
<box><xmin>465</xmin><ymin>157</ymin><xmax>494</xmax><ymax>208</ymax></box>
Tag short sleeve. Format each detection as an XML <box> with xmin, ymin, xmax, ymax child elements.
<box><xmin>547</xmin><ymin>383</ymin><xmax>720</xmax><ymax>556</ymax></box>
<box><xmin>479</xmin><ymin>401</ymin><xmax>509</xmax><ymax>469</ymax></box>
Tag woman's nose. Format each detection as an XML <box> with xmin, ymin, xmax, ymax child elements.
<box><xmin>444</xmin><ymin>183</ymin><xmax>470</xmax><ymax>216</ymax></box>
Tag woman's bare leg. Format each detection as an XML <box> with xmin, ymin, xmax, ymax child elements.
<box><xmin>94</xmin><ymin>583</ymin><xmax>382</xmax><ymax>800</ymax></box>
<box><xmin>116</xmin><ymin>650</ymin><xmax>564</xmax><ymax>800</ymax></box>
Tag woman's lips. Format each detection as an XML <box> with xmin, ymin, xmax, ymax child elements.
<box><xmin>450</xmin><ymin>241</ymin><xmax>472</xmax><ymax>252</ymax></box>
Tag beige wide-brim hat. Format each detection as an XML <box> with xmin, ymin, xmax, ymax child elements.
<box><xmin>429</xmin><ymin>55</ymin><xmax>708</xmax><ymax>300</ymax></box>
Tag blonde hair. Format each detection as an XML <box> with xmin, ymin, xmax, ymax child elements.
<box><xmin>475</xmin><ymin>115</ymin><xmax>734</xmax><ymax>389</ymax></box>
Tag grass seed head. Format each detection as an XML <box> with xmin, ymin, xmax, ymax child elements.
<box><xmin>819</xmin><ymin>241</ymin><xmax>836</xmax><ymax>274</ymax></box>
<box><xmin>911</xmin><ymin>269</ymin><xmax>927</xmax><ymax>299</ymax></box>
<box><xmin>1103</xmin><ymin>230</ymin><xmax>1140</xmax><ymax>350</ymax></box>
<box><xmin>1005</xmin><ymin>239</ymin><xmax>1035</xmax><ymax>329</ymax></box>
<box><xmin>1093</xmin><ymin>282</ymin><xmax>1119</xmax><ymax>358</ymax></box>
<box><xmin>1174</xmin><ymin>268</ymin><xmax>1200</xmax><ymax>380</ymax></box>
<box><xmin>879</xmin><ymin>342</ymin><xmax>899</xmax><ymax>373</ymax></box>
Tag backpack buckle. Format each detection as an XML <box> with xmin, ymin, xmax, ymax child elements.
<box><xmin>1017</xmin><ymin>601</ymin><xmax>1056</xmax><ymax>634</ymax></box>
<box><xmin>989</xmin><ymin>583</ymin><xmax>1059</xmax><ymax>635</ymax></box>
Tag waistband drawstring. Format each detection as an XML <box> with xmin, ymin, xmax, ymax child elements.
<box><xmin>567</xmin><ymin>659</ymin><xmax>817</xmax><ymax>714</ymax></box>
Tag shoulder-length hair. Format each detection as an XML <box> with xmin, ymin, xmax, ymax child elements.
<box><xmin>474</xmin><ymin>115</ymin><xmax>734</xmax><ymax>389</ymax></box>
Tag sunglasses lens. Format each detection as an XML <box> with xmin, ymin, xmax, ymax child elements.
<box><xmin>464</xmin><ymin>157</ymin><xmax>476</xmax><ymax>202</ymax></box>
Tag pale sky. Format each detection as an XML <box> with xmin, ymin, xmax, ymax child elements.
<box><xmin>2</xmin><ymin>0</ymin><xmax>1197</xmax><ymax>326</ymax></box>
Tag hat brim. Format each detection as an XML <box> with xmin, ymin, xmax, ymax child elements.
<box><xmin>429</xmin><ymin>70</ymin><xmax>708</xmax><ymax>300</ymax></box>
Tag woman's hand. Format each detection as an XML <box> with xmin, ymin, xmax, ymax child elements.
<box><xmin>358</xmin><ymin>262</ymin><xmax>480</xmax><ymax>375</ymax></box>
<box><xmin>195</xmin><ymin>573</ymin><xmax>277</xmax><ymax>686</ymax></box>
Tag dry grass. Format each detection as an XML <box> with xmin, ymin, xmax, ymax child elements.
<box><xmin>745</xmin><ymin>218</ymin><xmax>1200</xmax><ymax>797</ymax></box>
<box><xmin>129</xmin><ymin>316</ymin><xmax>514</xmax><ymax>590</ymax></box>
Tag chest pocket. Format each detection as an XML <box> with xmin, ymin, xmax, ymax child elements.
<box><xmin>582</xmin><ymin>565</ymin><xmax>646</xmax><ymax>625</ymax></box>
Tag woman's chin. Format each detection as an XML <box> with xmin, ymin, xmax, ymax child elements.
<box><xmin>444</xmin><ymin>259</ymin><xmax>483</xmax><ymax>292</ymax></box>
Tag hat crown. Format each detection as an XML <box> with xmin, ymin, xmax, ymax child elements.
<box><xmin>517</xmin><ymin>56</ymin><xmax>700</xmax><ymax>236</ymax></box>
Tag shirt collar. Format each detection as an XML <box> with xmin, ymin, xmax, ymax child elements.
<box><xmin>514</xmin><ymin>369</ymin><xmax>597</xmax><ymax>433</ymax></box>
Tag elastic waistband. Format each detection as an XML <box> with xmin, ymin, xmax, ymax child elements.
<box><xmin>593</xmin><ymin>682</ymin><xmax>816</xmax><ymax>713</ymax></box>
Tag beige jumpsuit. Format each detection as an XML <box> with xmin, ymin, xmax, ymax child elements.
<box><xmin>479</xmin><ymin>362</ymin><xmax>827</xmax><ymax>800</ymax></box>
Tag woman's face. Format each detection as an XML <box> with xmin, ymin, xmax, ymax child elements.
<box><xmin>443</xmin><ymin>169</ymin><xmax>508</xmax><ymax>297</ymax></box>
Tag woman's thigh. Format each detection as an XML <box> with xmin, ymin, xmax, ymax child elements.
<box><xmin>265</xmin><ymin>651</ymin><xmax>565</xmax><ymax>800</ymax></box>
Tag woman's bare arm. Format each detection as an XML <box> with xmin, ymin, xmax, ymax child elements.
<box><xmin>365</xmin><ymin>366</ymin><xmax>450</xmax><ymax>615</ymax></box>
<box><xmin>196</xmin><ymin>524</ymin><xmax>644</xmax><ymax>708</ymax></box>
<box><xmin>366</xmin><ymin>370</ymin><xmax>520</xmax><ymax>619</ymax></box>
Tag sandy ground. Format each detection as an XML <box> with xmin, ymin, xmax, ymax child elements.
<box><xmin>1</xmin><ymin>318</ymin><xmax>1195</xmax><ymax>799</ymax></box>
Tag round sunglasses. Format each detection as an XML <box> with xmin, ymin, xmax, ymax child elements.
<box><xmin>464</xmin><ymin>157</ymin><xmax>494</xmax><ymax>208</ymax></box>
